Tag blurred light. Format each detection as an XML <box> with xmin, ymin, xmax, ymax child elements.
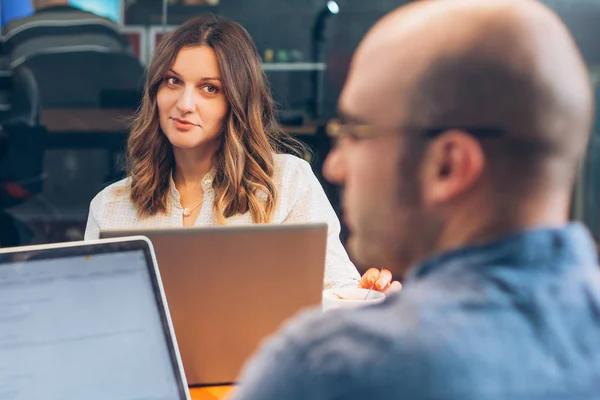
<box><xmin>69</xmin><ymin>0</ymin><xmax>121</xmax><ymax>23</ymax></box>
<box><xmin>327</xmin><ymin>1</ymin><xmax>339</xmax><ymax>15</ymax></box>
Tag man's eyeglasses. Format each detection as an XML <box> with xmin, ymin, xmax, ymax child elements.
<box><xmin>325</xmin><ymin>118</ymin><xmax>505</xmax><ymax>147</ymax></box>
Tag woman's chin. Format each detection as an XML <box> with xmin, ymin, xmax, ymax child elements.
<box><xmin>171</xmin><ymin>141</ymin><xmax>202</xmax><ymax>150</ymax></box>
<box><xmin>163</xmin><ymin>128</ymin><xmax>221</xmax><ymax>151</ymax></box>
<box><xmin>165</xmin><ymin>134</ymin><xmax>204</xmax><ymax>149</ymax></box>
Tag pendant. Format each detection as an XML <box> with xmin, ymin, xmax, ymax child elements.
<box><xmin>182</xmin><ymin>208</ymin><xmax>191</xmax><ymax>216</ymax></box>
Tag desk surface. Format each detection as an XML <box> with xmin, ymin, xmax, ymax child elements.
<box><xmin>190</xmin><ymin>386</ymin><xmax>232</xmax><ymax>400</ymax></box>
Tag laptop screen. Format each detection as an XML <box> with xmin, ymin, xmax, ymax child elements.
<box><xmin>0</xmin><ymin>243</ymin><xmax>185</xmax><ymax>399</ymax></box>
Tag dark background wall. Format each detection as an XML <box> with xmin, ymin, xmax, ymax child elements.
<box><xmin>217</xmin><ymin>0</ymin><xmax>600</xmax><ymax>119</ymax></box>
<box><xmin>218</xmin><ymin>0</ymin><xmax>410</xmax><ymax>118</ymax></box>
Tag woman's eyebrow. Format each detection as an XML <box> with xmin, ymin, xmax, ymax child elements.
<box><xmin>166</xmin><ymin>70</ymin><xmax>222</xmax><ymax>82</ymax></box>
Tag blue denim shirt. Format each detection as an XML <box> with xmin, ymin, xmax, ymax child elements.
<box><xmin>233</xmin><ymin>223</ymin><xmax>600</xmax><ymax>400</ymax></box>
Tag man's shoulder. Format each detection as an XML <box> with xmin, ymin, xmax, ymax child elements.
<box><xmin>235</xmin><ymin>293</ymin><xmax>453</xmax><ymax>399</ymax></box>
<box><xmin>258</xmin><ymin>295</ymin><xmax>436</xmax><ymax>374</ymax></box>
<box><xmin>276</xmin><ymin>271</ymin><xmax>502</xmax><ymax>358</ymax></box>
<box><xmin>237</xmin><ymin>262</ymin><xmax>600</xmax><ymax>399</ymax></box>
<box><xmin>279</xmin><ymin>304</ymin><xmax>397</xmax><ymax>360</ymax></box>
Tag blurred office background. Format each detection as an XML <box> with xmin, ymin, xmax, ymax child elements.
<box><xmin>0</xmin><ymin>0</ymin><xmax>598</xmax><ymax>254</ymax></box>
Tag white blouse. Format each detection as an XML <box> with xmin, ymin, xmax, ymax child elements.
<box><xmin>84</xmin><ymin>154</ymin><xmax>360</xmax><ymax>289</ymax></box>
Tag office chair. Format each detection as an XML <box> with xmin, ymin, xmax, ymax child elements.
<box><xmin>0</xmin><ymin>64</ymin><xmax>46</xmax><ymax>247</ymax></box>
<box><xmin>17</xmin><ymin>50</ymin><xmax>145</xmax><ymax>108</ymax></box>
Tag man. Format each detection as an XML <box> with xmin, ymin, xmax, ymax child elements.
<box><xmin>1</xmin><ymin>0</ymin><xmax>131</xmax><ymax>68</ymax></box>
<box><xmin>232</xmin><ymin>0</ymin><xmax>600</xmax><ymax>398</ymax></box>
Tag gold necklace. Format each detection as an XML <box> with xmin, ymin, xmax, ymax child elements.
<box><xmin>182</xmin><ymin>198</ymin><xmax>203</xmax><ymax>217</ymax></box>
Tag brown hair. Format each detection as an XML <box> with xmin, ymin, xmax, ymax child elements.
<box><xmin>128</xmin><ymin>15</ymin><xmax>304</xmax><ymax>223</ymax></box>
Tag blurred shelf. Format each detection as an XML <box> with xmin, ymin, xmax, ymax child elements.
<box><xmin>284</xmin><ymin>125</ymin><xmax>318</xmax><ymax>136</ymax></box>
<box><xmin>261</xmin><ymin>62</ymin><xmax>326</xmax><ymax>72</ymax></box>
<box><xmin>42</xmin><ymin>109</ymin><xmax>132</xmax><ymax>133</ymax></box>
<box><xmin>41</xmin><ymin>109</ymin><xmax>318</xmax><ymax>137</ymax></box>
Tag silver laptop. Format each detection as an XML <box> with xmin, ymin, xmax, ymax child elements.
<box><xmin>101</xmin><ymin>223</ymin><xmax>327</xmax><ymax>386</ymax></box>
<box><xmin>0</xmin><ymin>237</ymin><xmax>190</xmax><ymax>400</ymax></box>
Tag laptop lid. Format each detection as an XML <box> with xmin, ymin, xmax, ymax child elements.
<box><xmin>101</xmin><ymin>223</ymin><xmax>327</xmax><ymax>386</ymax></box>
<box><xmin>0</xmin><ymin>237</ymin><xmax>190</xmax><ymax>400</ymax></box>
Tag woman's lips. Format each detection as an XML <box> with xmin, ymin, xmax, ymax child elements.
<box><xmin>171</xmin><ymin>117</ymin><xmax>199</xmax><ymax>131</ymax></box>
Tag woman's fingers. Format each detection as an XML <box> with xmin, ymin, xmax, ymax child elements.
<box><xmin>359</xmin><ymin>267</ymin><xmax>380</xmax><ymax>288</ymax></box>
<box><xmin>384</xmin><ymin>280</ymin><xmax>402</xmax><ymax>294</ymax></box>
<box><xmin>374</xmin><ymin>269</ymin><xmax>392</xmax><ymax>291</ymax></box>
<box><xmin>360</xmin><ymin>268</ymin><xmax>396</xmax><ymax>292</ymax></box>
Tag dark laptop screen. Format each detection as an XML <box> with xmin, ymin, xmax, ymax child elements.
<box><xmin>0</xmin><ymin>241</ymin><xmax>186</xmax><ymax>400</ymax></box>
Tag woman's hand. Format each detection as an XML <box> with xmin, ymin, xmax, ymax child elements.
<box><xmin>359</xmin><ymin>268</ymin><xmax>402</xmax><ymax>294</ymax></box>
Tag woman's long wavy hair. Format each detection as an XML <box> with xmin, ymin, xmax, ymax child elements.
<box><xmin>128</xmin><ymin>15</ymin><xmax>305</xmax><ymax>223</ymax></box>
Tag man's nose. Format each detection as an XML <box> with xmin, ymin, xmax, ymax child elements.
<box><xmin>323</xmin><ymin>148</ymin><xmax>346</xmax><ymax>185</ymax></box>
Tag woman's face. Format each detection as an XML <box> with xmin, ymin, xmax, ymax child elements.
<box><xmin>157</xmin><ymin>45</ymin><xmax>229</xmax><ymax>151</ymax></box>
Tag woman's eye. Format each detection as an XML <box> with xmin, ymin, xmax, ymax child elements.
<box><xmin>201</xmin><ymin>84</ymin><xmax>218</xmax><ymax>94</ymax></box>
<box><xmin>165</xmin><ymin>76</ymin><xmax>181</xmax><ymax>86</ymax></box>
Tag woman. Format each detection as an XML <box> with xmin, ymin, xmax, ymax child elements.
<box><xmin>85</xmin><ymin>15</ymin><xmax>395</xmax><ymax>290</ymax></box>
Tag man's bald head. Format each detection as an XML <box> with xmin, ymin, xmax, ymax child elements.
<box><xmin>329</xmin><ymin>0</ymin><xmax>594</xmax><ymax>270</ymax></box>
<box><xmin>342</xmin><ymin>0</ymin><xmax>593</xmax><ymax>193</ymax></box>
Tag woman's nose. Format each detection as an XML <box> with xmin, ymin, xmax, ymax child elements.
<box><xmin>176</xmin><ymin>87</ymin><xmax>197</xmax><ymax>113</ymax></box>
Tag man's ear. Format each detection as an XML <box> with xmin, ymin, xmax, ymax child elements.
<box><xmin>420</xmin><ymin>130</ymin><xmax>485</xmax><ymax>206</ymax></box>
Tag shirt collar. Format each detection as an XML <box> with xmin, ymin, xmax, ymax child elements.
<box><xmin>406</xmin><ymin>222</ymin><xmax>598</xmax><ymax>282</ymax></box>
